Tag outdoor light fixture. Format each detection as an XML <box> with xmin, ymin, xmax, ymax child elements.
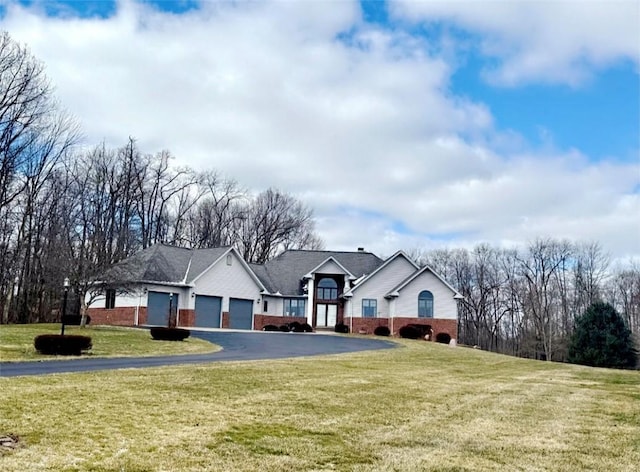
<box><xmin>60</xmin><ymin>277</ymin><xmax>70</xmax><ymax>335</ymax></box>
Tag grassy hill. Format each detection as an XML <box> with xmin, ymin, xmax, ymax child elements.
<box><xmin>0</xmin><ymin>323</ymin><xmax>218</xmax><ymax>361</ymax></box>
<box><xmin>1</xmin><ymin>338</ymin><xmax>638</xmax><ymax>471</ymax></box>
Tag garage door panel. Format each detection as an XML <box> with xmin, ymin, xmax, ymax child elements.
<box><xmin>194</xmin><ymin>295</ymin><xmax>222</xmax><ymax>328</ymax></box>
<box><xmin>229</xmin><ymin>298</ymin><xmax>253</xmax><ymax>330</ymax></box>
<box><xmin>147</xmin><ymin>291</ymin><xmax>178</xmax><ymax>326</ymax></box>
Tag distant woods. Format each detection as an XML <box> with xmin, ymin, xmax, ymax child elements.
<box><xmin>0</xmin><ymin>32</ymin><xmax>322</xmax><ymax>323</ymax></box>
<box><xmin>412</xmin><ymin>241</ymin><xmax>640</xmax><ymax>362</ymax></box>
<box><xmin>0</xmin><ymin>137</ymin><xmax>323</xmax><ymax>323</ymax></box>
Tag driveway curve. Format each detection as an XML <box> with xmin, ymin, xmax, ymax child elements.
<box><xmin>0</xmin><ymin>331</ymin><xmax>397</xmax><ymax>378</ymax></box>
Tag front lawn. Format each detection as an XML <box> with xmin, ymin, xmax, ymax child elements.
<box><xmin>0</xmin><ymin>339</ymin><xmax>638</xmax><ymax>471</ymax></box>
<box><xmin>0</xmin><ymin>324</ymin><xmax>218</xmax><ymax>361</ymax></box>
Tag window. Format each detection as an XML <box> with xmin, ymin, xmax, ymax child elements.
<box><xmin>105</xmin><ymin>288</ymin><xmax>116</xmax><ymax>309</ymax></box>
<box><xmin>418</xmin><ymin>290</ymin><xmax>434</xmax><ymax>318</ymax></box>
<box><xmin>362</xmin><ymin>299</ymin><xmax>377</xmax><ymax>318</ymax></box>
<box><xmin>263</xmin><ymin>300</ymin><xmax>268</xmax><ymax>312</ymax></box>
<box><xmin>226</xmin><ymin>254</ymin><xmax>233</xmax><ymax>265</ymax></box>
<box><xmin>316</xmin><ymin>278</ymin><xmax>338</xmax><ymax>300</ymax></box>
<box><xmin>284</xmin><ymin>299</ymin><xmax>306</xmax><ymax>317</ymax></box>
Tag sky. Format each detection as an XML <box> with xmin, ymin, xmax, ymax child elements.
<box><xmin>1</xmin><ymin>0</ymin><xmax>638</xmax><ymax>261</ymax></box>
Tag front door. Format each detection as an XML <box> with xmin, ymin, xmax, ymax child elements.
<box><xmin>315</xmin><ymin>303</ymin><xmax>337</xmax><ymax>328</ymax></box>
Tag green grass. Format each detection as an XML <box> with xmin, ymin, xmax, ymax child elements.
<box><xmin>0</xmin><ymin>338</ymin><xmax>638</xmax><ymax>471</ymax></box>
<box><xmin>0</xmin><ymin>324</ymin><xmax>219</xmax><ymax>361</ymax></box>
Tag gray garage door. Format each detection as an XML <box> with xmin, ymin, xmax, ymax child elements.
<box><xmin>228</xmin><ymin>298</ymin><xmax>253</xmax><ymax>330</ymax></box>
<box><xmin>147</xmin><ymin>291</ymin><xmax>179</xmax><ymax>326</ymax></box>
<box><xmin>194</xmin><ymin>295</ymin><xmax>222</xmax><ymax>328</ymax></box>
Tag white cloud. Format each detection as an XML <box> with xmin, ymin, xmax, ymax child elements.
<box><xmin>1</xmin><ymin>0</ymin><xmax>638</xmax><ymax>260</ymax></box>
<box><xmin>390</xmin><ymin>0</ymin><xmax>640</xmax><ymax>86</ymax></box>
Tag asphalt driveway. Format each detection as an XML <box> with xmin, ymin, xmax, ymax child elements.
<box><xmin>0</xmin><ymin>330</ymin><xmax>397</xmax><ymax>377</ymax></box>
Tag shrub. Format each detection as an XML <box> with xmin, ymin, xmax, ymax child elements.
<box><xmin>408</xmin><ymin>324</ymin><xmax>432</xmax><ymax>337</ymax></box>
<box><xmin>300</xmin><ymin>323</ymin><xmax>313</xmax><ymax>333</ymax></box>
<box><xmin>568</xmin><ymin>302</ymin><xmax>637</xmax><ymax>369</ymax></box>
<box><xmin>34</xmin><ymin>334</ymin><xmax>92</xmax><ymax>355</ymax></box>
<box><xmin>289</xmin><ymin>321</ymin><xmax>303</xmax><ymax>332</ymax></box>
<box><xmin>398</xmin><ymin>325</ymin><xmax>421</xmax><ymax>340</ymax></box>
<box><xmin>334</xmin><ymin>323</ymin><xmax>349</xmax><ymax>334</ymax></box>
<box><xmin>262</xmin><ymin>324</ymin><xmax>279</xmax><ymax>332</ymax></box>
<box><xmin>279</xmin><ymin>324</ymin><xmax>291</xmax><ymax>332</ymax></box>
<box><xmin>436</xmin><ymin>332</ymin><xmax>452</xmax><ymax>344</ymax></box>
<box><xmin>150</xmin><ymin>327</ymin><xmax>191</xmax><ymax>341</ymax></box>
<box><xmin>373</xmin><ymin>326</ymin><xmax>390</xmax><ymax>337</ymax></box>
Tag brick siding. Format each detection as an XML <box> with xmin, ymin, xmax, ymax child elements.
<box><xmin>178</xmin><ymin>309</ymin><xmax>195</xmax><ymax>327</ymax></box>
<box><xmin>88</xmin><ymin>307</ymin><xmax>136</xmax><ymax>326</ymax></box>
<box><xmin>254</xmin><ymin>314</ymin><xmax>309</xmax><ymax>331</ymax></box>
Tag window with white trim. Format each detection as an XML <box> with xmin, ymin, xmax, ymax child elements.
<box><xmin>418</xmin><ymin>290</ymin><xmax>434</xmax><ymax>318</ymax></box>
<box><xmin>284</xmin><ymin>298</ymin><xmax>306</xmax><ymax>317</ymax></box>
<box><xmin>362</xmin><ymin>299</ymin><xmax>377</xmax><ymax>318</ymax></box>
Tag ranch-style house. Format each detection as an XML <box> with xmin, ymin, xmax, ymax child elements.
<box><xmin>87</xmin><ymin>244</ymin><xmax>462</xmax><ymax>340</ymax></box>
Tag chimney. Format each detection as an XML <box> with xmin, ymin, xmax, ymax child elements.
<box><xmin>357</xmin><ymin>247</ymin><xmax>365</xmax><ymax>252</ymax></box>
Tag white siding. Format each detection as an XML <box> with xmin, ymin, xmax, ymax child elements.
<box><xmin>394</xmin><ymin>270</ymin><xmax>457</xmax><ymax>319</ymax></box>
<box><xmin>313</xmin><ymin>259</ymin><xmax>349</xmax><ymax>276</ymax></box>
<box><xmin>262</xmin><ymin>296</ymin><xmax>283</xmax><ymax>315</ymax></box>
<box><xmin>350</xmin><ymin>256</ymin><xmax>417</xmax><ymax>318</ymax></box>
<box><xmin>88</xmin><ymin>286</ymin><xmax>190</xmax><ymax>309</ymax></box>
<box><xmin>194</xmin><ymin>251</ymin><xmax>262</xmax><ymax>313</ymax></box>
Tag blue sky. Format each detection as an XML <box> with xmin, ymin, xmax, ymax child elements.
<box><xmin>1</xmin><ymin>0</ymin><xmax>638</xmax><ymax>259</ymax></box>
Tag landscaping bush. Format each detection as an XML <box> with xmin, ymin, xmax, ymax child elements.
<box><xmin>334</xmin><ymin>323</ymin><xmax>349</xmax><ymax>334</ymax></box>
<box><xmin>436</xmin><ymin>332</ymin><xmax>452</xmax><ymax>344</ymax></box>
<box><xmin>34</xmin><ymin>334</ymin><xmax>92</xmax><ymax>355</ymax></box>
<box><xmin>149</xmin><ymin>327</ymin><xmax>191</xmax><ymax>341</ymax></box>
<box><xmin>407</xmin><ymin>324</ymin><xmax>432</xmax><ymax>337</ymax></box>
<box><xmin>279</xmin><ymin>324</ymin><xmax>291</xmax><ymax>332</ymax></box>
<box><xmin>262</xmin><ymin>324</ymin><xmax>279</xmax><ymax>332</ymax></box>
<box><xmin>62</xmin><ymin>315</ymin><xmax>91</xmax><ymax>326</ymax></box>
<box><xmin>398</xmin><ymin>325</ymin><xmax>422</xmax><ymax>340</ymax></box>
<box><xmin>374</xmin><ymin>326</ymin><xmax>390</xmax><ymax>337</ymax></box>
<box><xmin>289</xmin><ymin>321</ymin><xmax>303</xmax><ymax>332</ymax></box>
<box><xmin>300</xmin><ymin>323</ymin><xmax>313</xmax><ymax>333</ymax></box>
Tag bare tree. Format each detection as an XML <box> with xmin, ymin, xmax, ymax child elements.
<box><xmin>0</xmin><ymin>31</ymin><xmax>79</xmax><ymax>212</ymax></box>
<box><xmin>237</xmin><ymin>188</ymin><xmax>323</xmax><ymax>263</ymax></box>
<box><xmin>0</xmin><ymin>32</ymin><xmax>79</xmax><ymax>323</ymax></box>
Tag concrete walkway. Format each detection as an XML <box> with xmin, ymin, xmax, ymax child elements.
<box><xmin>0</xmin><ymin>330</ymin><xmax>397</xmax><ymax>378</ymax></box>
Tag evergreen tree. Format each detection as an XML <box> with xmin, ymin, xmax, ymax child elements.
<box><xmin>567</xmin><ymin>302</ymin><xmax>637</xmax><ymax>369</ymax></box>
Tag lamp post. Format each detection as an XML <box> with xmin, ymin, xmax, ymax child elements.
<box><xmin>60</xmin><ymin>277</ymin><xmax>70</xmax><ymax>335</ymax></box>
<box><xmin>168</xmin><ymin>293</ymin><xmax>173</xmax><ymax>328</ymax></box>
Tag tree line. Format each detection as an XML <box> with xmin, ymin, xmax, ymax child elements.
<box><xmin>0</xmin><ymin>32</ymin><xmax>322</xmax><ymax>324</ymax></box>
<box><xmin>413</xmin><ymin>240</ymin><xmax>639</xmax><ymax>361</ymax></box>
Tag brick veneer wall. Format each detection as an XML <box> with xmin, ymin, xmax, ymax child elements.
<box><xmin>88</xmin><ymin>307</ymin><xmax>136</xmax><ymax>326</ymax></box>
<box><xmin>344</xmin><ymin>317</ymin><xmax>457</xmax><ymax>340</ymax></box>
<box><xmin>391</xmin><ymin>317</ymin><xmax>457</xmax><ymax>340</ymax></box>
<box><xmin>221</xmin><ymin>311</ymin><xmax>230</xmax><ymax>329</ymax></box>
<box><xmin>344</xmin><ymin>317</ymin><xmax>389</xmax><ymax>335</ymax></box>
<box><xmin>254</xmin><ymin>314</ymin><xmax>308</xmax><ymax>331</ymax></box>
<box><xmin>178</xmin><ymin>309</ymin><xmax>195</xmax><ymax>327</ymax></box>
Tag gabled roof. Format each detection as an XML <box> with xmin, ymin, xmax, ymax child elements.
<box><xmin>304</xmin><ymin>256</ymin><xmax>355</xmax><ymax>279</ymax></box>
<box><xmin>386</xmin><ymin>264</ymin><xmax>464</xmax><ymax>299</ymax></box>
<box><xmin>107</xmin><ymin>244</ymin><xmax>231</xmax><ymax>285</ymax></box>
<box><xmin>344</xmin><ymin>250</ymin><xmax>418</xmax><ymax>297</ymax></box>
<box><xmin>256</xmin><ymin>250</ymin><xmax>383</xmax><ymax>296</ymax></box>
<box><xmin>108</xmin><ymin>245</ymin><xmax>384</xmax><ymax>296</ymax></box>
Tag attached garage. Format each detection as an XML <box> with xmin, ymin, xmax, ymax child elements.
<box><xmin>194</xmin><ymin>295</ymin><xmax>222</xmax><ymax>328</ymax></box>
<box><xmin>228</xmin><ymin>298</ymin><xmax>254</xmax><ymax>330</ymax></box>
<box><xmin>147</xmin><ymin>291</ymin><xmax>179</xmax><ymax>326</ymax></box>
